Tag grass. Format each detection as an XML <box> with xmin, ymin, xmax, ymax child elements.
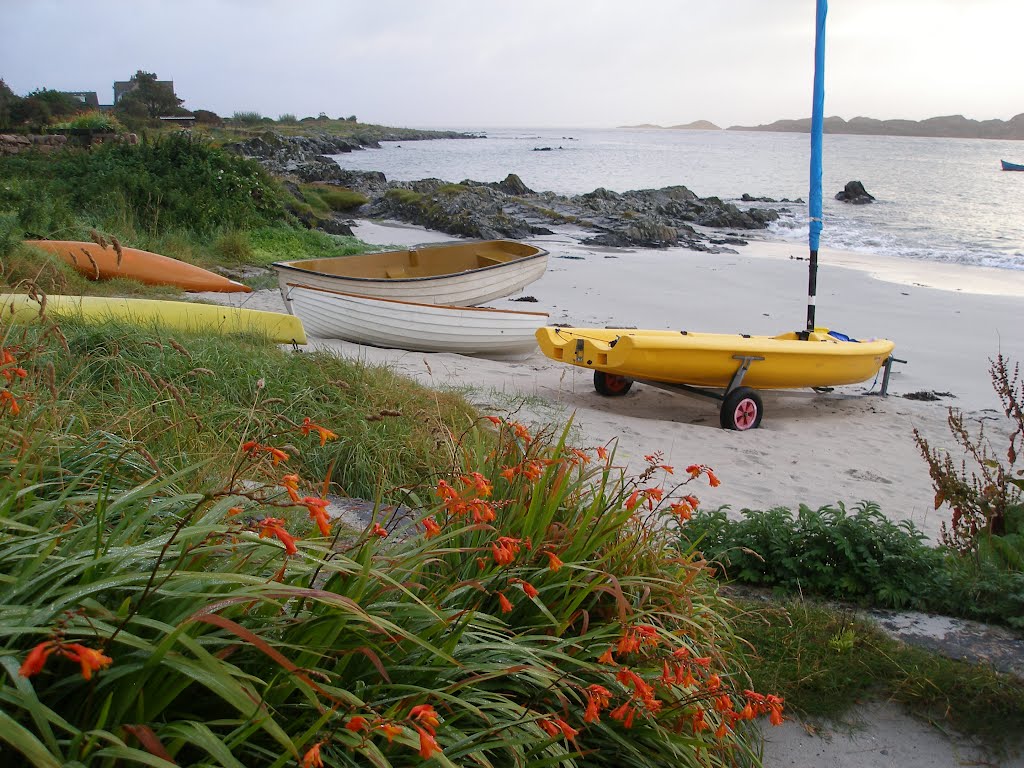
<box><xmin>0</xmin><ymin>316</ymin><xmax>775</xmax><ymax>767</ymax></box>
<box><xmin>733</xmin><ymin>598</ymin><xmax>1024</xmax><ymax>746</ymax></box>
<box><xmin>11</xmin><ymin>318</ymin><xmax>474</xmax><ymax>501</ymax></box>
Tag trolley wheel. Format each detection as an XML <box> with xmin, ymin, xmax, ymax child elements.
<box><xmin>594</xmin><ymin>371</ymin><xmax>633</xmax><ymax>397</ymax></box>
<box><xmin>720</xmin><ymin>387</ymin><xmax>763</xmax><ymax>431</ymax></box>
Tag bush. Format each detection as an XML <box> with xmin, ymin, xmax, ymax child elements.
<box><xmin>277</xmin><ymin>113</ymin><xmax>298</xmax><ymax>124</ymax></box>
<box><xmin>684</xmin><ymin>502</ymin><xmax>944</xmax><ymax>609</ymax></box>
<box><xmin>50</xmin><ymin>110</ymin><xmax>125</xmax><ymax>133</ymax></box>
<box><xmin>231</xmin><ymin>110</ymin><xmax>264</xmax><ymax>124</ymax></box>
<box><xmin>0</xmin><ymin>133</ymin><xmax>288</xmax><ymax>240</ymax></box>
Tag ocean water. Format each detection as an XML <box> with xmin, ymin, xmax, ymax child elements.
<box><xmin>332</xmin><ymin>128</ymin><xmax>1024</xmax><ymax>272</ymax></box>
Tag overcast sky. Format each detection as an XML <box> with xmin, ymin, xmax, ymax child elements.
<box><xmin>2</xmin><ymin>0</ymin><xmax>1022</xmax><ymax>129</ymax></box>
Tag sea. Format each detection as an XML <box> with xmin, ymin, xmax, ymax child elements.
<box><xmin>331</xmin><ymin>127</ymin><xmax>1024</xmax><ymax>272</ymax></box>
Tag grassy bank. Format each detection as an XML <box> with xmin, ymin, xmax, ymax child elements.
<box><xmin>1</xmin><ymin>315</ymin><xmax>778</xmax><ymax>767</ymax></box>
<box><xmin>0</xmin><ymin>131</ymin><xmax>375</xmax><ymax>295</ymax></box>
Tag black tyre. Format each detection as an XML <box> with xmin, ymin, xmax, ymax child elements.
<box><xmin>720</xmin><ymin>387</ymin><xmax>763</xmax><ymax>430</ymax></box>
<box><xmin>594</xmin><ymin>371</ymin><xmax>633</xmax><ymax>397</ymax></box>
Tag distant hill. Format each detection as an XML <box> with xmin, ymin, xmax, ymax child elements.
<box><xmin>618</xmin><ymin>121</ymin><xmax>721</xmax><ymax>131</ymax></box>
<box><xmin>727</xmin><ymin>113</ymin><xmax>1024</xmax><ymax>140</ymax></box>
<box><xmin>670</xmin><ymin>120</ymin><xmax>721</xmax><ymax>131</ymax></box>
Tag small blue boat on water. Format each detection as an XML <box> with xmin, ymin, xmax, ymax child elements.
<box><xmin>1001</xmin><ymin>159</ymin><xmax>1024</xmax><ymax>171</ymax></box>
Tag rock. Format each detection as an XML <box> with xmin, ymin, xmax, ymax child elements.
<box><xmin>835</xmin><ymin>180</ymin><xmax>876</xmax><ymax>204</ymax></box>
<box><xmin>492</xmin><ymin>173</ymin><xmax>533</xmax><ymax>196</ymax></box>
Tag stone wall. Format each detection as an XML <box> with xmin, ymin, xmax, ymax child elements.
<box><xmin>0</xmin><ymin>134</ymin><xmax>68</xmax><ymax>155</ymax></box>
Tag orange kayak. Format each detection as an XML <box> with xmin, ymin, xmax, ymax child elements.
<box><xmin>25</xmin><ymin>240</ymin><xmax>252</xmax><ymax>293</ymax></box>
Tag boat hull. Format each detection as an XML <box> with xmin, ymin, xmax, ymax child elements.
<box><xmin>1001</xmin><ymin>160</ymin><xmax>1024</xmax><ymax>171</ymax></box>
<box><xmin>286</xmin><ymin>284</ymin><xmax>547</xmax><ymax>355</ymax></box>
<box><xmin>536</xmin><ymin>327</ymin><xmax>895</xmax><ymax>389</ymax></box>
<box><xmin>25</xmin><ymin>240</ymin><xmax>251</xmax><ymax>293</ymax></box>
<box><xmin>1</xmin><ymin>294</ymin><xmax>306</xmax><ymax>345</ymax></box>
<box><xmin>273</xmin><ymin>240</ymin><xmax>548</xmax><ymax>307</ymax></box>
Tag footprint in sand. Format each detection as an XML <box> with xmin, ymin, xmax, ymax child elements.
<box><xmin>845</xmin><ymin>468</ymin><xmax>894</xmax><ymax>485</ymax></box>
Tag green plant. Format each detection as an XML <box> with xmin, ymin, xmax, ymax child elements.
<box><xmin>277</xmin><ymin>113</ymin><xmax>298</xmax><ymax>124</ymax></box>
<box><xmin>0</xmin><ymin>322</ymin><xmax>780</xmax><ymax>766</ymax></box>
<box><xmin>308</xmin><ymin>183</ymin><xmax>369</xmax><ymax>212</ymax></box>
<box><xmin>684</xmin><ymin>502</ymin><xmax>943</xmax><ymax>609</ymax></box>
<box><xmin>231</xmin><ymin>111</ymin><xmax>264</xmax><ymax>125</ymax></box>
<box><xmin>50</xmin><ymin>110</ymin><xmax>125</xmax><ymax>133</ymax></box>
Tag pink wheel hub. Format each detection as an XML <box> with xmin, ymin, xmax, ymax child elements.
<box><xmin>733</xmin><ymin>399</ymin><xmax>758</xmax><ymax>430</ymax></box>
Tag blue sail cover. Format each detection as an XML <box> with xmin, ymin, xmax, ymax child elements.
<box><xmin>809</xmin><ymin>0</ymin><xmax>827</xmax><ymax>251</ymax></box>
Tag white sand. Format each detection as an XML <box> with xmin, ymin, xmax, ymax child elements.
<box><xmin>214</xmin><ymin>220</ymin><xmax>1024</xmax><ymax>544</ymax></box>
<box><xmin>203</xmin><ymin>219</ymin><xmax>1024</xmax><ymax>766</ymax></box>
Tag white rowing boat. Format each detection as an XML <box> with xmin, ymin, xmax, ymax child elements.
<box><xmin>284</xmin><ymin>284</ymin><xmax>547</xmax><ymax>356</ymax></box>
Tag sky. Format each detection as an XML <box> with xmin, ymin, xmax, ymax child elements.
<box><xmin>2</xmin><ymin>0</ymin><xmax>1022</xmax><ymax>130</ymax></box>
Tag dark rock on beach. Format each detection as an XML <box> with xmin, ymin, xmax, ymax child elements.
<box><xmin>233</xmin><ymin>132</ymin><xmax>784</xmax><ymax>250</ymax></box>
<box><xmin>835</xmin><ymin>180</ymin><xmax>876</xmax><ymax>204</ymax></box>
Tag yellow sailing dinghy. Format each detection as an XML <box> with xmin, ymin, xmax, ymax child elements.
<box><xmin>535</xmin><ymin>327</ymin><xmax>895</xmax><ymax>430</ymax></box>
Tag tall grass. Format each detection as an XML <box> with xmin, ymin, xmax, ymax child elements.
<box><xmin>0</xmin><ymin>315</ymin><xmax>779</xmax><ymax>766</ymax></box>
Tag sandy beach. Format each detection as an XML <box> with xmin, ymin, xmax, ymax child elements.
<box><xmin>209</xmin><ymin>220</ymin><xmax>1024</xmax><ymax>545</ymax></box>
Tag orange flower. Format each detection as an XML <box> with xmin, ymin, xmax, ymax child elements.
<box><xmin>596</xmin><ymin>445</ymin><xmax>609</xmax><ymax>460</ymax></box>
<box><xmin>610</xmin><ymin>701</ymin><xmax>635</xmax><ymax>728</ymax></box>
<box><xmin>625</xmin><ymin>489</ymin><xmax>642</xmax><ymax>512</ymax></box>
<box><xmin>422</xmin><ymin>516</ymin><xmax>441</xmax><ymax>538</ymax></box>
<box><xmin>544</xmin><ymin>551</ymin><xmax>563</xmax><ymax>572</ymax></box>
<box><xmin>281</xmin><ymin>474</ymin><xmax>301</xmax><ymax>502</ymax></box>
<box><xmin>371</xmin><ymin>523</ymin><xmax>388</xmax><ymax>538</ymax></box>
<box><xmin>669</xmin><ymin>500</ymin><xmax>693</xmax><ymax>521</ymax></box>
<box><xmin>258</xmin><ymin>518</ymin><xmax>298</xmax><ymax>555</ymax></box>
<box><xmin>410</xmin><ymin>704</ymin><xmax>440</xmax><ymax>731</ymax></box>
<box><xmin>301</xmin><ymin>742</ymin><xmax>324</xmax><ymax>768</ymax></box>
<box><xmin>302</xmin><ymin>496</ymin><xmax>332</xmax><ymax>536</ymax></box>
<box><xmin>0</xmin><ymin>390</ymin><xmax>20</xmax><ymax>416</ymax></box>
<box><xmin>683</xmin><ymin>494</ymin><xmax>700</xmax><ymax>510</ymax></box>
<box><xmin>706</xmin><ymin>469</ymin><xmax>721</xmax><ymax>487</ymax></box>
<box><xmin>518</xmin><ymin>580</ymin><xmax>539</xmax><ymax>599</ymax></box>
<box><xmin>706</xmin><ymin>673</ymin><xmax>722</xmax><ymax>691</ymax></box>
<box><xmin>227</xmin><ymin>506</ymin><xmax>243</xmax><ymax>517</ymax></box>
<box><xmin>499</xmin><ymin>466</ymin><xmax>517</xmax><ymax>481</ymax></box>
<box><xmin>19</xmin><ymin>641</ymin><xmax>56</xmax><ymax>677</ymax></box>
<box><xmin>461</xmin><ymin>471</ymin><xmax>493</xmax><ymax>498</ymax></box>
<box><xmin>715</xmin><ymin>720</ymin><xmax>729</xmax><ymax>739</ymax></box>
<box><xmin>300</xmin><ymin>417</ymin><xmax>338</xmax><ymax>447</ymax></box>
<box><xmin>497</xmin><ymin>592</ymin><xmax>513</xmax><ymax>613</ymax></box>
<box><xmin>553</xmin><ymin>718</ymin><xmax>578</xmax><ymax>741</ymax></box>
<box><xmin>21</xmin><ymin>641</ymin><xmax>112</xmax><ymax>681</ymax></box>
<box><xmin>417</xmin><ymin>727</ymin><xmax>440</xmax><ymax>758</ymax></box>
<box><xmin>692</xmin><ymin>707</ymin><xmax>708</xmax><ymax>732</ymax></box>
<box><xmin>538</xmin><ymin>718</ymin><xmax>561</xmax><ymax>737</ymax></box>
<box><xmin>597</xmin><ymin>647</ymin><xmax>615</xmax><ymax>665</ymax></box>
<box><xmin>484</xmin><ymin>415</ymin><xmax>502</xmax><ymax>425</ymax></box>
<box><xmin>377</xmin><ymin>722</ymin><xmax>403</xmax><ymax>743</ymax></box>
<box><xmin>346</xmin><ymin>716</ymin><xmax>369</xmax><ymax>732</ymax></box>
<box><xmin>62</xmin><ymin>643</ymin><xmax>113</xmax><ymax>681</ymax></box>
<box><xmin>511</xmin><ymin>421</ymin><xmax>532</xmax><ymax>443</ymax></box>
<box><xmin>267</xmin><ymin>446</ymin><xmax>290</xmax><ymax>465</ymax></box>
<box><xmin>584</xmin><ymin>684</ymin><xmax>612</xmax><ymax>722</ymax></box>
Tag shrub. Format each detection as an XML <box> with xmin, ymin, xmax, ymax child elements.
<box><xmin>0</xmin><ymin>133</ymin><xmax>288</xmax><ymax>240</ymax></box>
<box><xmin>211</xmin><ymin>229</ymin><xmax>254</xmax><ymax>264</ymax></box>
<box><xmin>50</xmin><ymin>110</ymin><xmax>125</xmax><ymax>133</ymax></box>
<box><xmin>277</xmin><ymin>113</ymin><xmax>298</xmax><ymax>124</ymax></box>
<box><xmin>684</xmin><ymin>502</ymin><xmax>944</xmax><ymax>609</ymax></box>
<box><xmin>231</xmin><ymin>110</ymin><xmax>264</xmax><ymax>124</ymax></box>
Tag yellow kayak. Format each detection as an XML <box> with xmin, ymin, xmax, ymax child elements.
<box><xmin>1</xmin><ymin>294</ymin><xmax>307</xmax><ymax>345</ymax></box>
<box><xmin>535</xmin><ymin>326</ymin><xmax>895</xmax><ymax>429</ymax></box>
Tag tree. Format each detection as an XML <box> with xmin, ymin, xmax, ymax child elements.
<box><xmin>116</xmin><ymin>71</ymin><xmax>183</xmax><ymax>118</ymax></box>
<box><xmin>8</xmin><ymin>88</ymin><xmax>81</xmax><ymax>127</ymax></box>
<box><xmin>0</xmin><ymin>79</ymin><xmax>20</xmax><ymax>128</ymax></box>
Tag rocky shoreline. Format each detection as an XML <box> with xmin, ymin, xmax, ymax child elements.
<box><xmin>229</xmin><ymin>132</ymin><xmax>789</xmax><ymax>250</ymax></box>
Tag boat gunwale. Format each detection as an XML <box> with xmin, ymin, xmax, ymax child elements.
<box><xmin>286</xmin><ymin>283</ymin><xmax>550</xmax><ymax>318</ymax></box>
<box><xmin>271</xmin><ymin>241</ymin><xmax>549</xmax><ymax>284</ymax></box>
